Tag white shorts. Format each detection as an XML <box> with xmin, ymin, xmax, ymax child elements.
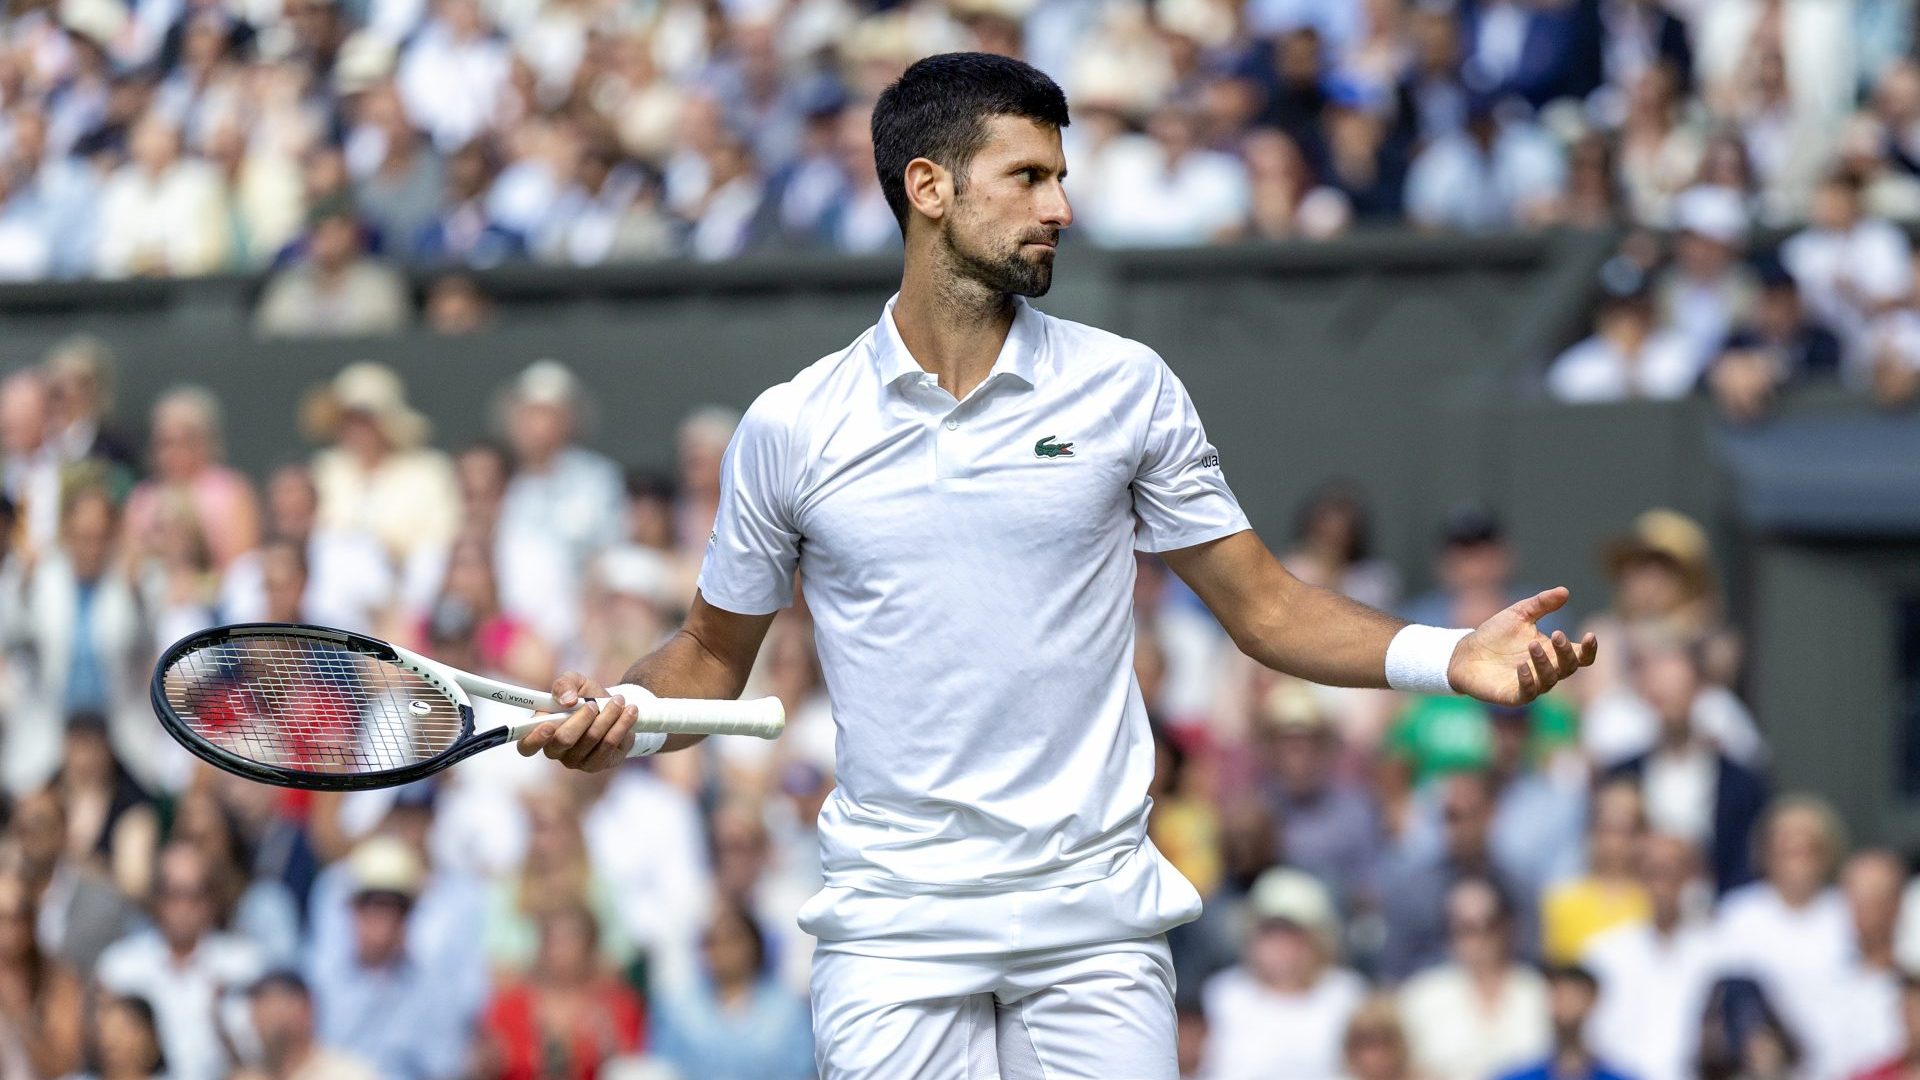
<box><xmin>810</xmin><ymin>936</ymin><xmax>1178</xmax><ymax>1080</ymax></box>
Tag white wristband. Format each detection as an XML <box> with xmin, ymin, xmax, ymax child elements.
<box><xmin>1385</xmin><ymin>625</ymin><xmax>1473</xmax><ymax>695</ymax></box>
<box><xmin>607</xmin><ymin>683</ymin><xmax>668</xmax><ymax>756</ymax></box>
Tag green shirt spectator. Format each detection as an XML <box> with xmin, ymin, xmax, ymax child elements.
<box><xmin>1390</xmin><ymin>695</ymin><xmax>1579</xmax><ymax>784</ymax></box>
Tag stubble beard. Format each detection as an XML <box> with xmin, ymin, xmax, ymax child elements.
<box><xmin>940</xmin><ymin>205</ymin><xmax>1056</xmax><ymax>299</ymax></box>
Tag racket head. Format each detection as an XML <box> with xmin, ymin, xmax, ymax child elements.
<box><xmin>150</xmin><ymin>623</ymin><xmax>507</xmax><ymax>791</ymax></box>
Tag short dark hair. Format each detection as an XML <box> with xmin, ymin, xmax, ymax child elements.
<box><xmin>871</xmin><ymin>52</ymin><xmax>1070</xmax><ymax>232</ymax></box>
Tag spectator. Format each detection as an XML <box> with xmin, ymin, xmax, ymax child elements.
<box><xmin>478</xmin><ymin>902</ymin><xmax>645</xmax><ymax>1080</ymax></box>
<box><xmin>239</xmin><ymin>971</ymin><xmax>380</xmax><ymax>1080</ymax></box>
<box><xmin>649</xmin><ymin>900</ymin><xmax>814</xmax><ymax>1080</ymax></box>
<box><xmin>1241</xmin><ymin>125</ymin><xmax>1351</xmax><ymax>240</ymax></box>
<box><xmin>97</xmin><ymin>842</ymin><xmax>266</xmax><ymax>1080</ymax></box>
<box><xmin>686</xmin><ymin>129</ymin><xmax>770</xmax><ymax>262</ymax></box>
<box><xmin>395</xmin><ymin>0</ymin><xmax>511</xmax><ymax>153</ymax></box>
<box><xmin>50</xmin><ymin>716</ymin><xmax>161</xmax><ymax>902</ymax></box>
<box><xmin>8</xmin><ymin>489</ymin><xmax>149</xmax><ymax>794</ymax></box>
<box><xmin>1585</xmin><ymin>833</ymin><xmax>1719</xmax><ymax>1080</ymax></box>
<box><xmin>1541</xmin><ymin>778</ymin><xmax>1650</xmax><ymax>965</ymax></box>
<box><xmin>1696</xmin><ymin>977</ymin><xmax>1804</xmax><ymax>1080</ymax></box>
<box><xmin>1405</xmin><ymin>95</ymin><xmax>1566</xmax><ymax>232</ymax></box>
<box><xmin>305</xmin><ymin>836</ymin><xmax>476</xmax><ymax>1080</ymax></box>
<box><xmin>1606</xmin><ymin>636</ymin><xmax>1769</xmax><ymax>894</ymax></box>
<box><xmin>423</xmin><ymin>273</ymin><xmax>496</xmax><ymax>334</ymax></box>
<box><xmin>1377</xmin><ymin>772</ymin><xmax>1540</xmax><ymax>980</ymax></box>
<box><xmin>254</xmin><ymin>198</ymin><xmax>412</xmax><ymax>337</ymax></box>
<box><xmin>1399</xmin><ymin>876</ymin><xmax>1550</xmax><ymax>1080</ymax></box>
<box><xmin>1780</xmin><ymin>169</ymin><xmax>1914</xmax><ymax>380</ymax></box>
<box><xmin>0</xmin><ymin>368</ymin><xmax>65</xmax><ymax>557</ymax></box>
<box><xmin>222</xmin><ymin>463</ymin><xmax>395</xmax><ymax>632</ymax></box>
<box><xmin>1342</xmin><ymin>995</ymin><xmax>1420</xmax><ymax>1080</ymax></box>
<box><xmin>1658</xmin><ymin>186</ymin><xmax>1759</xmax><ymax>376</ymax></box>
<box><xmin>93</xmin><ymin>111</ymin><xmax>227</xmax><ymax>277</ymax></box>
<box><xmin>74</xmin><ymin>994</ymin><xmax>170</xmax><ymax>1080</ymax></box>
<box><xmin>1497</xmin><ymin>965</ymin><xmax>1636</xmax><ymax>1080</ymax></box>
<box><xmin>481</xmin><ymin>785</ymin><xmax>633</xmax><ymax>974</ymax></box>
<box><xmin>1401</xmin><ymin>505</ymin><xmax>1565</xmax><ymax>635</ymax></box>
<box><xmin>537</xmin><ymin>140</ymin><xmax>676</xmax><ymax>265</ymax></box>
<box><xmin>42</xmin><ymin>336</ymin><xmax>139</xmax><ymax>484</ymax></box>
<box><xmin>1282</xmin><ymin>480</ymin><xmax>1401</xmax><ymax>612</ymax></box>
<box><xmin>0</xmin><ymin>787</ymin><xmax>138</xmax><ymax>975</ymax></box>
<box><xmin>1081</xmin><ymin>100</ymin><xmax>1252</xmax><ymax>247</ymax></box>
<box><xmin>1706</xmin><ymin>261</ymin><xmax>1843</xmax><ymax>422</ymax></box>
<box><xmin>1459</xmin><ymin>0</ymin><xmax>1603</xmax><ymax>107</ymax></box>
<box><xmin>414</xmin><ymin>141</ymin><xmax>526</xmax><ymax>267</ymax></box>
<box><xmin>1200</xmin><ymin>867</ymin><xmax>1366</xmax><ymax>1080</ymax></box>
<box><xmin>1823</xmin><ymin>850</ymin><xmax>1910</xmax><ymax>1080</ymax></box>
<box><xmin>170</xmin><ymin>786</ymin><xmax>303</xmax><ymax>968</ymax></box>
<box><xmin>496</xmin><ymin>360</ymin><xmax>625</xmax><ymax>570</ymax></box>
<box><xmin>307</xmin><ymin>362</ymin><xmax>461</xmax><ymax>562</ymax></box>
<box><xmin>125</xmin><ymin>386</ymin><xmax>263</xmax><ymax>573</ymax></box>
<box><xmin>1713</xmin><ymin>796</ymin><xmax>1854</xmax><ymax>1080</ymax></box>
<box><xmin>0</xmin><ymin>871</ymin><xmax>86</xmax><ymax>1079</ymax></box>
<box><xmin>1546</xmin><ymin>265</ymin><xmax>1703</xmax><ymax>403</ymax></box>
<box><xmin>348</xmin><ymin>80</ymin><xmax>446</xmax><ymax>255</ymax></box>
<box><xmin>672</xmin><ymin>405</ymin><xmax>737</xmax><ymax>552</ymax></box>
<box><xmin>1254</xmin><ymin>681</ymin><xmax>1382</xmax><ymax>914</ymax></box>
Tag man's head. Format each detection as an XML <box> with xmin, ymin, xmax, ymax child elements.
<box><xmin>872</xmin><ymin>52</ymin><xmax>1071</xmax><ymax>296</ymax></box>
<box><xmin>1761</xmin><ymin>795</ymin><xmax>1845</xmax><ymax>904</ymax></box>
<box><xmin>347</xmin><ymin>836</ymin><xmax>424</xmax><ymax>968</ymax></box>
<box><xmin>1811</xmin><ymin>168</ymin><xmax>1863</xmax><ymax>233</ymax></box>
<box><xmin>1588</xmin><ymin>777</ymin><xmax>1647</xmax><ymax>878</ymax></box>
<box><xmin>1257</xmin><ymin>681</ymin><xmax>1335</xmax><ymax>798</ymax></box>
<box><xmin>1445</xmin><ymin>875</ymin><xmax>1513</xmax><ymax>973</ymax></box>
<box><xmin>248</xmin><ymin>971</ymin><xmax>317</xmax><ymax>1067</ymax></box>
<box><xmin>7</xmin><ymin>788</ymin><xmax>65</xmax><ymax>874</ymax></box>
<box><xmin>153</xmin><ymin>842</ymin><xmax>219</xmax><ymax>952</ymax></box>
<box><xmin>1631</xmin><ymin>636</ymin><xmax>1703</xmax><ymax>745</ymax></box>
<box><xmin>305</xmin><ymin>200</ymin><xmax>365</xmax><ymax>275</ymax></box>
<box><xmin>1546</xmin><ymin>965</ymin><xmax>1600</xmax><ymax>1046</ymax></box>
<box><xmin>266</xmin><ymin>463</ymin><xmax>319</xmax><ymax>542</ymax></box>
<box><xmin>1842</xmin><ymin>848</ymin><xmax>1906</xmax><ymax>954</ymax></box>
<box><xmin>503</xmin><ymin>360</ymin><xmax>580</xmax><ymax>468</ymax></box>
<box><xmin>1440</xmin><ymin>770</ymin><xmax>1496</xmax><ymax>863</ymax></box>
<box><xmin>1243</xmin><ymin>867</ymin><xmax>1339</xmax><ymax>990</ymax></box>
<box><xmin>63</xmin><ymin>485</ymin><xmax>118</xmax><ymax>583</ymax></box>
<box><xmin>1639</xmin><ymin>832</ymin><xmax>1701</xmax><ymax>930</ymax></box>
<box><xmin>1435</xmin><ymin>505</ymin><xmax>1512</xmax><ymax>597</ymax></box>
<box><xmin>260</xmin><ymin>537</ymin><xmax>308</xmax><ymax>623</ymax></box>
<box><xmin>0</xmin><ymin>369</ymin><xmax>48</xmax><ymax>456</ymax></box>
<box><xmin>44</xmin><ymin>336</ymin><xmax>115</xmax><ymax>429</ymax></box>
<box><xmin>150</xmin><ymin>386</ymin><xmax>223</xmax><ymax>481</ymax></box>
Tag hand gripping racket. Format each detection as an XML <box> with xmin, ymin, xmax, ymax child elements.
<box><xmin>150</xmin><ymin>622</ymin><xmax>784</xmax><ymax>791</ymax></box>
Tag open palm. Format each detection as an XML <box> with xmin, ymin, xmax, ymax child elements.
<box><xmin>1446</xmin><ymin>587</ymin><xmax>1599</xmax><ymax>707</ymax></box>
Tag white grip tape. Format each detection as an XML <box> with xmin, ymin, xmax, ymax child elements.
<box><xmin>1385</xmin><ymin>625</ymin><xmax>1473</xmax><ymax>695</ymax></box>
<box><xmin>622</xmin><ymin>689</ymin><xmax>786</xmax><ymax>739</ymax></box>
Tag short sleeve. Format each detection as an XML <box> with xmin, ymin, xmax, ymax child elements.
<box><xmin>1130</xmin><ymin>357</ymin><xmax>1249</xmax><ymax>552</ymax></box>
<box><xmin>694</xmin><ymin>391</ymin><xmax>801</xmax><ymax>614</ymax></box>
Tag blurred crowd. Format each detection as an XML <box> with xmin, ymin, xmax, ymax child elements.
<box><xmin>0</xmin><ymin>336</ymin><xmax>1915</xmax><ymax>1080</ymax></box>
<box><xmin>0</xmin><ymin>0</ymin><xmax>1916</xmax><ymax>294</ymax></box>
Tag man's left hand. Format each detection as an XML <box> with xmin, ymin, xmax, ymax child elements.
<box><xmin>1446</xmin><ymin>587</ymin><xmax>1598</xmax><ymax>706</ymax></box>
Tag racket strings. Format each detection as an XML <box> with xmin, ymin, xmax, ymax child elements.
<box><xmin>162</xmin><ymin>635</ymin><xmax>465</xmax><ymax>775</ymax></box>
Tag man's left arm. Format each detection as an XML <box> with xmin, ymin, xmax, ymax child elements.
<box><xmin>1161</xmin><ymin>530</ymin><xmax>1596</xmax><ymax>705</ymax></box>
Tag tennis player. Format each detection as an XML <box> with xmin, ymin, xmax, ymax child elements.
<box><xmin>520</xmin><ymin>52</ymin><xmax>1597</xmax><ymax>1080</ymax></box>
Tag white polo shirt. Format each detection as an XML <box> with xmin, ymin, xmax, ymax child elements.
<box><xmin>696</xmin><ymin>293</ymin><xmax>1248</xmax><ymax>958</ymax></box>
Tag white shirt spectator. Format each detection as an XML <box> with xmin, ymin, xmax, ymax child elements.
<box><xmin>1644</xmin><ymin>742</ymin><xmax>1717</xmax><ymax>848</ymax></box>
<box><xmin>1080</xmin><ymin>134</ymin><xmax>1251</xmax><ymax>248</ymax></box>
<box><xmin>96</xmin><ymin>928</ymin><xmax>265</xmax><ymax>1080</ymax></box>
<box><xmin>1780</xmin><ymin>217</ymin><xmax>1913</xmax><ymax>379</ymax></box>
<box><xmin>1405</xmin><ymin>123</ymin><xmax>1566</xmax><ymax>231</ymax></box>
<box><xmin>1201</xmin><ymin>965</ymin><xmax>1367</xmax><ymax>1080</ymax></box>
<box><xmin>395</xmin><ymin>22</ymin><xmax>512</xmax><ymax>152</ymax></box>
<box><xmin>220</xmin><ymin>527</ymin><xmax>398</xmax><ymax>632</ymax></box>
<box><xmin>1581</xmin><ymin>683</ymin><xmax>1768</xmax><ymax>770</ymax></box>
<box><xmin>583</xmin><ymin>767</ymin><xmax>713</xmax><ymax>991</ymax></box>
<box><xmin>1712</xmin><ymin>884</ymin><xmax>1854</xmax><ymax>1080</ymax></box>
<box><xmin>1817</xmin><ymin>963</ymin><xmax>1904</xmax><ymax>1080</ymax></box>
<box><xmin>94</xmin><ymin>158</ymin><xmax>227</xmax><ymax>278</ymax></box>
<box><xmin>499</xmin><ymin>445</ymin><xmax>625</xmax><ymax>571</ymax></box>
<box><xmin>1583</xmin><ymin>918</ymin><xmax>1718</xmax><ymax>1080</ymax></box>
<box><xmin>1399</xmin><ymin>964</ymin><xmax>1551</xmax><ymax>1080</ymax></box>
<box><xmin>1546</xmin><ymin>328</ymin><xmax>1702</xmax><ymax>402</ymax></box>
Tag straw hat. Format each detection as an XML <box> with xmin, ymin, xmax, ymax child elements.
<box><xmin>1602</xmin><ymin>508</ymin><xmax>1714</xmax><ymax>595</ymax></box>
<box><xmin>348</xmin><ymin>835</ymin><xmax>425</xmax><ymax>901</ymax></box>
<box><xmin>302</xmin><ymin>361</ymin><xmax>430</xmax><ymax>449</ymax></box>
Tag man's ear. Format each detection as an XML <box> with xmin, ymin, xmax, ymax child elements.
<box><xmin>903</xmin><ymin>157</ymin><xmax>951</xmax><ymax>223</ymax></box>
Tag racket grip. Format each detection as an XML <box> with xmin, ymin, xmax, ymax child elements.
<box><xmin>630</xmin><ymin>695</ymin><xmax>785</xmax><ymax>739</ymax></box>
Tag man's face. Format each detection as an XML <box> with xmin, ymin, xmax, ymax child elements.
<box><xmin>1441</xmin><ymin>776</ymin><xmax>1492</xmax><ymax>860</ymax></box>
<box><xmin>250</xmin><ymin>986</ymin><xmax>310</xmax><ymax>1061</ymax></box>
<box><xmin>155</xmin><ymin>854</ymin><xmax>217</xmax><ymax>949</ymax></box>
<box><xmin>65</xmin><ymin>495</ymin><xmax>116</xmax><ymax>582</ymax></box>
<box><xmin>352</xmin><ymin>893</ymin><xmax>411</xmax><ymax>966</ymax></box>
<box><xmin>1842</xmin><ymin>854</ymin><xmax>1904</xmax><ymax>944</ymax></box>
<box><xmin>1633</xmin><ymin>647</ymin><xmax>1698</xmax><ymax>735</ymax></box>
<box><xmin>507</xmin><ymin>401</ymin><xmax>570</xmax><ymax>464</ymax></box>
<box><xmin>1639</xmin><ymin>834</ymin><xmax>1695</xmax><ymax>921</ymax></box>
<box><xmin>937</xmin><ymin>115</ymin><xmax>1071</xmax><ymax>298</ymax></box>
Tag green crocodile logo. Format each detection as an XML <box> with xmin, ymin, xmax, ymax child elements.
<box><xmin>1034</xmin><ymin>436</ymin><xmax>1074</xmax><ymax>459</ymax></box>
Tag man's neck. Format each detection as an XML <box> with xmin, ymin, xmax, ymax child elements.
<box><xmin>893</xmin><ymin>261</ymin><xmax>1017</xmax><ymax>402</ymax></box>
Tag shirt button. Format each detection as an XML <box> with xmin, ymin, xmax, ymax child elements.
<box><xmin>945</xmin><ymin>419</ymin><xmax>959</xmax><ymax>430</ymax></box>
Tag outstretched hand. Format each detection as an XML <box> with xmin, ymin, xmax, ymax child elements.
<box><xmin>1445</xmin><ymin>587</ymin><xmax>1598</xmax><ymax>707</ymax></box>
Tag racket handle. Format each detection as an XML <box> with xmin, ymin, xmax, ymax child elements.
<box><xmin>506</xmin><ymin>695</ymin><xmax>786</xmax><ymax>745</ymax></box>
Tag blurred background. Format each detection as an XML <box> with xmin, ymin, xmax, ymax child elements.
<box><xmin>2</xmin><ymin>0</ymin><xmax>1920</xmax><ymax>1078</ymax></box>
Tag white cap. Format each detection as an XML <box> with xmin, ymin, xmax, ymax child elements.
<box><xmin>1246</xmin><ymin>867</ymin><xmax>1340</xmax><ymax>954</ymax></box>
<box><xmin>1672</xmin><ymin>185</ymin><xmax>1748</xmax><ymax>247</ymax></box>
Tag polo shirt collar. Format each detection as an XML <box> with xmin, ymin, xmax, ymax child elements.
<box><xmin>873</xmin><ymin>292</ymin><xmax>1045</xmax><ymax>391</ymax></box>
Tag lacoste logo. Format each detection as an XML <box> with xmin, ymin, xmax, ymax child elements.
<box><xmin>1034</xmin><ymin>436</ymin><xmax>1074</xmax><ymax>459</ymax></box>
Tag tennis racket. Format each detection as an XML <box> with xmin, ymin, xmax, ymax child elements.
<box><xmin>150</xmin><ymin>622</ymin><xmax>784</xmax><ymax>792</ymax></box>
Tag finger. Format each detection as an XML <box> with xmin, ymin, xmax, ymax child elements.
<box><xmin>551</xmin><ymin>671</ymin><xmax>594</xmax><ymax>709</ymax></box>
<box><xmin>562</xmin><ymin>697</ymin><xmax>626</xmax><ymax>769</ymax></box>
<box><xmin>584</xmin><ymin>706</ymin><xmax>638</xmax><ymax>772</ymax></box>
<box><xmin>516</xmin><ymin>723</ymin><xmax>556</xmax><ymax>757</ymax></box>
<box><xmin>1516</xmin><ymin>661</ymin><xmax>1537</xmax><ymax>702</ymax></box>
<box><xmin>544</xmin><ymin>703</ymin><xmax>601</xmax><ymax>761</ymax></box>
<box><xmin>1550</xmin><ymin>631</ymin><xmax>1580</xmax><ymax>677</ymax></box>
<box><xmin>1528</xmin><ymin>639</ymin><xmax>1559</xmax><ymax>693</ymax></box>
<box><xmin>1512</xmin><ymin>587</ymin><xmax>1572</xmax><ymax>625</ymax></box>
<box><xmin>1579</xmin><ymin>632</ymin><xmax>1599</xmax><ymax>665</ymax></box>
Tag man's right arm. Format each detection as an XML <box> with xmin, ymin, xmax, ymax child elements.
<box><xmin>515</xmin><ymin>591</ymin><xmax>776</xmax><ymax>771</ymax></box>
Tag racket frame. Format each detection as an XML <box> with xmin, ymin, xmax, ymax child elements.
<box><xmin>150</xmin><ymin>622</ymin><xmax>519</xmax><ymax>792</ymax></box>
